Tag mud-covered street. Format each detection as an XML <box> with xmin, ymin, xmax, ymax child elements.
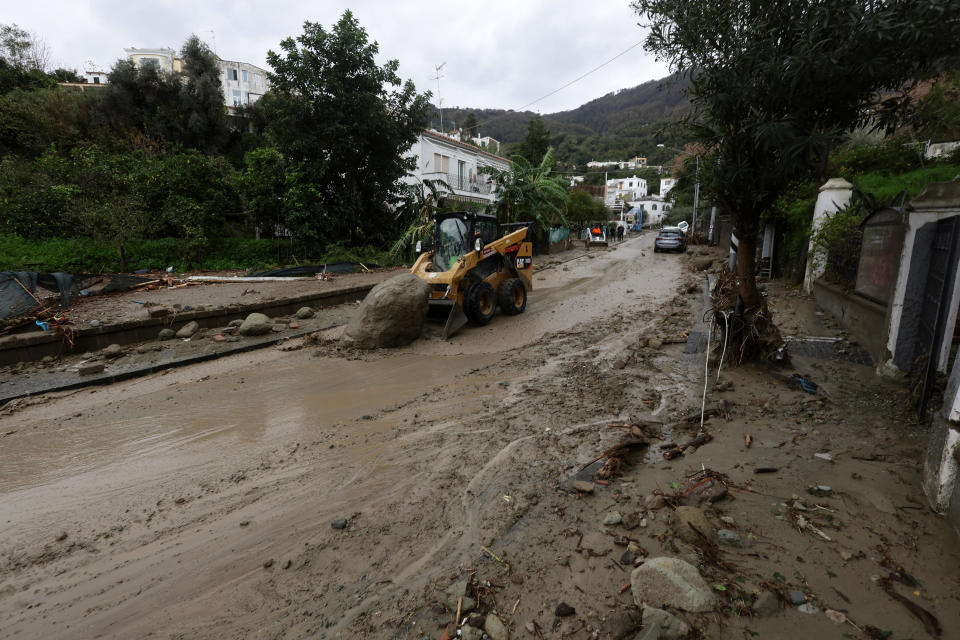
<box><xmin>2</xmin><ymin>232</ymin><xmax>960</xmax><ymax>640</ymax></box>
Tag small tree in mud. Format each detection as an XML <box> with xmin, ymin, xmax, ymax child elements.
<box><xmin>631</xmin><ymin>0</ymin><xmax>960</xmax><ymax>362</ymax></box>
<box><xmin>389</xmin><ymin>177</ymin><xmax>451</xmax><ymax>261</ymax></box>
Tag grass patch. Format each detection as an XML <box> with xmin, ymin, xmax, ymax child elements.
<box><xmin>854</xmin><ymin>164</ymin><xmax>960</xmax><ymax>202</ymax></box>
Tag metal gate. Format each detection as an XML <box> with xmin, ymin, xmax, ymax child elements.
<box><xmin>915</xmin><ymin>216</ymin><xmax>960</xmax><ymax>420</ymax></box>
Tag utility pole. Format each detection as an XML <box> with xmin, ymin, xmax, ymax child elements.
<box><xmin>692</xmin><ymin>155</ymin><xmax>700</xmax><ymax>234</ymax></box>
<box><xmin>657</xmin><ymin>143</ymin><xmax>700</xmax><ymax>233</ymax></box>
<box><xmin>433</xmin><ymin>62</ymin><xmax>446</xmax><ymax>133</ymax></box>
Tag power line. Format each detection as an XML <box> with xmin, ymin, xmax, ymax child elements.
<box><xmin>514</xmin><ymin>40</ymin><xmax>644</xmax><ymax>113</ymax></box>
<box><xmin>458</xmin><ymin>40</ymin><xmax>646</xmax><ymax>132</ymax></box>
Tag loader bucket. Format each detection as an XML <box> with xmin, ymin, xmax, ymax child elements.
<box><xmin>427</xmin><ymin>300</ymin><xmax>469</xmax><ymax>339</ymax></box>
<box><xmin>441</xmin><ymin>302</ymin><xmax>468</xmax><ymax>339</ymax></box>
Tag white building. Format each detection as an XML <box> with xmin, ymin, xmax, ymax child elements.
<box><xmin>404</xmin><ymin>130</ymin><xmax>511</xmax><ymax>206</ymax></box>
<box><xmin>219</xmin><ymin>58</ymin><xmax>269</xmax><ymax>108</ymax></box>
<box><xmin>472</xmin><ymin>136</ymin><xmax>500</xmax><ymax>154</ymax></box>
<box><xmin>124</xmin><ymin>47</ymin><xmax>181</xmax><ymax>73</ymax></box>
<box><xmin>660</xmin><ymin>178</ymin><xmax>677</xmax><ymax>198</ymax></box>
<box><xmin>83</xmin><ymin>66</ymin><xmax>109</xmax><ymax>84</ymax></box>
<box><xmin>588</xmin><ymin>157</ymin><xmax>647</xmax><ymax>170</ymax></box>
<box><xmin>632</xmin><ymin>196</ymin><xmax>673</xmax><ymax>226</ymax></box>
<box><xmin>124</xmin><ymin>47</ymin><xmax>270</xmax><ymax>110</ymax></box>
<box><xmin>587</xmin><ymin>160</ymin><xmax>621</xmax><ymax>169</ymax></box>
<box><xmin>605</xmin><ymin>175</ymin><xmax>647</xmax><ymax>206</ymax></box>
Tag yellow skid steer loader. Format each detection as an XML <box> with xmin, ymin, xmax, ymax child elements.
<box><xmin>410</xmin><ymin>212</ymin><xmax>533</xmax><ymax>339</ymax></box>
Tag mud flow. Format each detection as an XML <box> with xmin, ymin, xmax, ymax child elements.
<box><xmin>2</xmin><ymin>233</ymin><xmax>957</xmax><ymax>640</ymax></box>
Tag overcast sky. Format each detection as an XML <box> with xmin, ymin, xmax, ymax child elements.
<box><xmin>7</xmin><ymin>1</ymin><xmax>669</xmax><ymax>113</ymax></box>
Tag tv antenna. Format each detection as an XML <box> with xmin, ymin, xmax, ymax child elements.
<box><xmin>433</xmin><ymin>62</ymin><xmax>446</xmax><ymax>132</ymax></box>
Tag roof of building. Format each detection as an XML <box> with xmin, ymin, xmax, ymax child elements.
<box><xmin>217</xmin><ymin>58</ymin><xmax>270</xmax><ymax>73</ymax></box>
<box><xmin>422</xmin><ymin>129</ymin><xmax>510</xmax><ymax>164</ymax></box>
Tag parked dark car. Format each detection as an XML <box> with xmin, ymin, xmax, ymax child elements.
<box><xmin>654</xmin><ymin>227</ymin><xmax>687</xmax><ymax>253</ymax></box>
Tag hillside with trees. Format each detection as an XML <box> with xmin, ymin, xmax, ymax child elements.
<box><xmin>433</xmin><ymin>74</ymin><xmax>691</xmax><ymax>166</ymax></box>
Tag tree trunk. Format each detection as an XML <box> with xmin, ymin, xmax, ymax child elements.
<box><xmin>118</xmin><ymin>243</ymin><xmax>128</xmax><ymax>273</ymax></box>
<box><xmin>736</xmin><ymin>232</ymin><xmax>762</xmax><ymax>308</ymax></box>
<box><xmin>713</xmin><ymin>217</ymin><xmax>784</xmax><ymax>366</ymax></box>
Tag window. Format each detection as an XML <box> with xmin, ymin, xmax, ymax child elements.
<box><xmin>433</xmin><ymin>153</ymin><xmax>441</xmax><ymax>171</ymax></box>
<box><xmin>93</xmin><ymin>77</ymin><xmax>100</xmax><ymax>84</ymax></box>
<box><xmin>141</xmin><ymin>58</ymin><xmax>160</xmax><ymax>70</ymax></box>
<box><xmin>232</xmin><ymin>89</ymin><xmax>241</xmax><ymax>106</ymax></box>
<box><xmin>229</xmin><ymin>68</ymin><xmax>238</xmax><ymax>81</ymax></box>
<box><xmin>476</xmin><ymin>220</ymin><xmax>499</xmax><ymax>246</ymax></box>
<box><xmin>242</xmin><ymin>69</ymin><xmax>248</xmax><ymax>82</ymax></box>
<box><xmin>441</xmin><ymin>155</ymin><xmax>450</xmax><ymax>173</ymax></box>
<box><xmin>652</xmin><ymin>204</ymin><xmax>658</xmax><ymax>210</ymax></box>
<box><xmin>458</xmin><ymin>160</ymin><xmax>466</xmax><ymax>189</ymax></box>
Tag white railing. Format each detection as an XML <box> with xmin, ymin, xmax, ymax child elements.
<box><xmin>422</xmin><ymin>171</ymin><xmax>493</xmax><ymax>195</ymax></box>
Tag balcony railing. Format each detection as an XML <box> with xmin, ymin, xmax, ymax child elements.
<box><xmin>422</xmin><ymin>171</ymin><xmax>493</xmax><ymax>195</ymax></box>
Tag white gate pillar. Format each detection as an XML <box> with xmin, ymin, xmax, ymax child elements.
<box><xmin>804</xmin><ymin>178</ymin><xmax>854</xmax><ymax>293</ymax></box>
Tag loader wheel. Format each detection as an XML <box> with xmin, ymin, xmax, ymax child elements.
<box><xmin>498</xmin><ymin>278</ymin><xmax>527</xmax><ymax>315</ymax></box>
<box><xmin>464</xmin><ymin>281</ymin><xmax>496</xmax><ymax>325</ymax></box>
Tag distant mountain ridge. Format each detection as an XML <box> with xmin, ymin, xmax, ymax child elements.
<box><xmin>434</xmin><ymin>74</ymin><xmax>692</xmax><ymax>166</ymax></box>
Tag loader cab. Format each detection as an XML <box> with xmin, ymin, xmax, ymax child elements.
<box><xmin>431</xmin><ymin>211</ymin><xmax>501</xmax><ymax>272</ymax></box>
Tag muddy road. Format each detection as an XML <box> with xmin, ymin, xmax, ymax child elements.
<box><xmin>4</xmin><ymin>233</ymin><xmax>960</xmax><ymax>640</ymax></box>
<box><xmin>0</xmin><ymin>234</ymin><xmax>677</xmax><ymax>638</ymax></box>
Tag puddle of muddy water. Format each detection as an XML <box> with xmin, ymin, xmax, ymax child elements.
<box><xmin>0</xmin><ymin>352</ymin><xmax>496</xmax><ymax>505</ymax></box>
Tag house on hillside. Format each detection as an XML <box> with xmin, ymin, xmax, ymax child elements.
<box><xmin>588</xmin><ymin>157</ymin><xmax>647</xmax><ymax>170</ymax></box>
<box><xmin>587</xmin><ymin>160</ymin><xmax>621</xmax><ymax>169</ymax></box>
<box><xmin>124</xmin><ymin>47</ymin><xmax>270</xmax><ymax>110</ymax></box>
<box><xmin>604</xmin><ymin>175</ymin><xmax>648</xmax><ymax>207</ymax></box>
<box><xmin>403</xmin><ymin>129</ymin><xmax>510</xmax><ymax>207</ymax></box>
<box><xmin>84</xmin><ymin>67</ymin><xmax>108</xmax><ymax>85</ymax></box>
<box><xmin>124</xmin><ymin>47</ymin><xmax>182</xmax><ymax>73</ymax></box>
<box><xmin>632</xmin><ymin>196</ymin><xmax>673</xmax><ymax>226</ymax></box>
<box><xmin>660</xmin><ymin>178</ymin><xmax>677</xmax><ymax>198</ymax></box>
<box><xmin>472</xmin><ymin>136</ymin><xmax>500</xmax><ymax>154</ymax></box>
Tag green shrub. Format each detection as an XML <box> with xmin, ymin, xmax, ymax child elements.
<box><xmin>661</xmin><ymin>205</ymin><xmax>691</xmax><ymax>227</ymax></box>
<box><xmin>829</xmin><ymin>137</ymin><xmax>925</xmax><ymax>178</ymax></box>
<box><xmin>0</xmin><ymin>235</ymin><xmax>405</xmax><ymax>273</ymax></box>
<box><xmin>854</xmin><ymin>164</ymin><xmax>960</xmax><ymax>202</ymax></box>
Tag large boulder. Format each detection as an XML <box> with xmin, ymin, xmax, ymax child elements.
<box><xmin>630</xmin><ymin>557</ymin><xmax>716</xmax><ymax>612</ymax></box>
<box><xmin>341</xmin><ymin>274</ymin><xmax>429</xmax><ymax>349</ymax></box>
<box><xmin>238</xmin><ymin>313</ymin><xmax>274</xmax><ymax>336</ymax></box>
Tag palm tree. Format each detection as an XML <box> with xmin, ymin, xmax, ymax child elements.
<box><xmin>482</xmin><ymin>148</ymin><xmax>569</xmax><ymax>232</ymax></box>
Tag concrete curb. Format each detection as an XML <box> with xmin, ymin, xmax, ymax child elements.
<box><xmin>0</xmin><ymin>283</ymin><xmax>374</xmax><ymax>367</ymax></box>
<box><xmin>0</xmin><ymin>325</ymin><xmax>337</xmax><ymax>405</ymax></box>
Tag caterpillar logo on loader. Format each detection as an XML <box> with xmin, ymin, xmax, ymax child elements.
<box><xmin>410</xmin><ymin>211</ymin><xmax>533</xmax><ymax>339</ymax></box>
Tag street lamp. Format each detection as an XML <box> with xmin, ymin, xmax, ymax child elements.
<box><xmin>657</xmin><ymin>144</ymin><xmax>700</xmax><ymax>234</ymax></box>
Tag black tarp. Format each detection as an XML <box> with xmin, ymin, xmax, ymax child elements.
<box><xmin>0</xmin><ymin>271</ymin><xmax>150</xmax><ymax>320</ymax></box>
<box><xmin>0</xmin><ymin>271</ymin><xmax>40</xmax><ymax>320</ymax></box>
